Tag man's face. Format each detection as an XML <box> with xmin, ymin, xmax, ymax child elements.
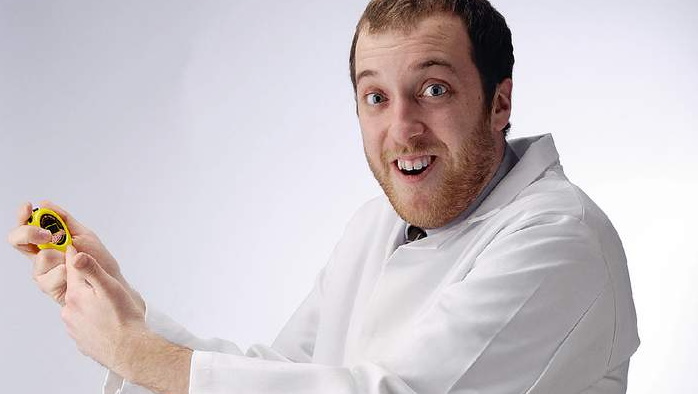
<box><xmin>354</xmin><ymin>14</ymin><xmax>506</xmax><ymax>229</ymax></box>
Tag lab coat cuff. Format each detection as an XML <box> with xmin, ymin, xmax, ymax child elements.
<box><xmin>189</xmin><ymin>350</ymin><xmax>247</xmax><ymax>393</ymax></box>
<box><xmin>103</xmin><ymin>369</ymin><xmax>125</xmax><ymax>394</ymax></box>
<box><xmin>103</xmin><ymin>371</ymin><xmax>154</xmax><ymax>394</ymax></box>
<box><xmin>191</xmin><ymin>350</ymin><xmax>287</xmax><ymax>393</ymax></box>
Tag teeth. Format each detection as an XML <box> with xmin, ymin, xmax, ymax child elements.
<box><xmin>397</xmin><ymin>156</ymin><xmax>432</xmax><ymax>171</ymax></box>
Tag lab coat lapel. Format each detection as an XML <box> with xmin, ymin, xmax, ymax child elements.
<box><xmin>359</xmin><ymin>224</ymin><xmax>481</xmax><ymax>355</ymax></box>
<box><xmin>359</xmin><ymin>242</ymin><xmax>455</xmax><ymax>355</ymax></box>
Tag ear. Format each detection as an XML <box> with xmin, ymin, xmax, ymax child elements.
<box><xmin>490</xmin><ymin>78</ymin><xmax>513</xmax><ymax>133</ymax></box>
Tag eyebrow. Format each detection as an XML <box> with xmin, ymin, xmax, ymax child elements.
<box><xmin>355</xmin><ymin>69</ymin><xmax>377</xmax><ymax>85</ymax></box>
<box><xmin>413</xmin><ymin>59</ymin><xmax>457</xmax><ymax>74</ymax></box>
<box><xmin>355</xmin><ymin>58</ymin><xmax>457</xmax><ymax>85</ymax></box>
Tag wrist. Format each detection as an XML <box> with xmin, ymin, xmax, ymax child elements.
<box><xmin>112</xmin><ymin>326</ymin><xmax>151</xmax><ymax>380</ymax></box>
<box><xmin>117</xmin><ymin>329</ymin><xmax>192</xmax><ymax>394</ymax></box>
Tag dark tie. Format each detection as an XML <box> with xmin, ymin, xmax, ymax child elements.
<box><xmin>406</xmin><ymin>225</ymin><xmax>427</xmax><ymax>243</ymax></box>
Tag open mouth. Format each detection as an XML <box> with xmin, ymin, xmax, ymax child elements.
<box><xmin>395</xmin><ymin>155</ymin><xmax>434</xmax><ymax>176</ymax></box>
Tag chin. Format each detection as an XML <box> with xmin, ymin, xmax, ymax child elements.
<box><xmin>390</xmin><ymin>190</ymin><xmax>459</xmax><ymax>229</ymax></box>
<box><xmin>399</xmin><ymin>208</ymin><xmax>455</xmax><ymax>229</ymax></box>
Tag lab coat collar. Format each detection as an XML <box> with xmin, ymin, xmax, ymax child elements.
<box><xmin>468</xmin><ymin>133</ymin><xmax>559</xmax><ymax>222</ymax></box>
<box><xmin>403</xmin><ymin>133</ymin><xmax>560</xmax><ymax>250</ymax></box>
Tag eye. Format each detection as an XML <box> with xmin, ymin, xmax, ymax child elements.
<box><xmin>365</xmin><ymin>92</ymin><xmax>387</xmax><ymax>106</ymax></box>
<box><xmin>422</xmin><ymin>83</ymin><xmax>449</xmax><ymax>97</ymax></box>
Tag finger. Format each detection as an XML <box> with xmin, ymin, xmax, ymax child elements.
<box><xmin>35</xmin><ymin>264</ymin><xmax>67</xmax><ymax>306</ymax></box>
<box><xmin>14</xmin><ymin>244</ymin><xmax>39</xmax><ymax>257</ymax></box>
<box><xmin>38</xmin><ymin>200</ymin><xmax>90</xmax><ymax>235</ymax></box>
<box><xmin>8</xmin><ymin>225</ymin><xmax>52</xmax><ymax>249</ymax></box>
<box><xmin>34</xmin><ymin>248</ymin><xmax>65</xmax><ymax>277</ymax></box>
<box><xmin>71</xmin><ymin>234</ymin><xmax>101</xmax><ymax>252</ymax></box>
<box><xmin>16</xmin><ymin>201</ymin><xmax>33</xmax><ymax>226</ymax></box>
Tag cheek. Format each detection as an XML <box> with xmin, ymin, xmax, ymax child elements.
<box><xmin>428</xmin><ymin>117</ymin><xmax>465</xmax><ymax>151</ymax></box>
<box><xmin>359</xmin><ymin>118</ymin><xmax>385</xmax><ymax>156</ymax></box>
<box><xmin>431</xmin><ymin>109</ymin><xmax>482</xmax><ymax>148</ymax></box>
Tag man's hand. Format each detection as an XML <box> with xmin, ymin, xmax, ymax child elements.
<box><xmin>62</xmin><ymin>246</ymin><xmax>192</xmax><ymax>393</ymax></box>
<box><xmin>7</xmin><ymin>201</ymin><xmax>145</xmax><ymax>312</ymax></box>
<box><xmin>61</xmin><ymin>245</ymin><xmax>146</xmax><ymax>371</ymax></box>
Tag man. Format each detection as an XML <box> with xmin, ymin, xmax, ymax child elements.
<box><xmin>8</xmin><ymin>0</ymin><xmax>639</xmax><ymax>392</ymax></box>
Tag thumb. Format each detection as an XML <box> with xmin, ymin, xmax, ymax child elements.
<box><xmin>66</xmin><ymin>245</ymin><xmax>114</xmax><ymax>292</ymax></box>
<box><xmin>65</xmin><ymin>244</ymin><xmax>83</xmax><ymax>288</ymax></box>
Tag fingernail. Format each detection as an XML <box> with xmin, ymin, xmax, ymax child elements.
<box><xmin>74</xmin><ymin>255</ymin><xmax>88</xmax><ymax>269</ymax></box>
<box><xmin>40</xmin><ymin>229</ymin><xmax>52</xmax><ymax>240</ymax></box>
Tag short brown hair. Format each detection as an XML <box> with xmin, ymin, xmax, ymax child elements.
<box><xmin>349</xmin><ymin>0</ymin><xmax>514</xmax><ymax>133</ymax></box>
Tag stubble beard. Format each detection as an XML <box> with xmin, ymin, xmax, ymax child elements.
<box><xmin>367</xmin><ymin>117</ymin><xmax>498</xmax><ymax>229</ymax></box>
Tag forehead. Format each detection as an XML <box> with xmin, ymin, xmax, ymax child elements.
<box><xmin>354</xmin><ymin>14</ymin><xmax>472</xmax><ymax>78</ymax></box>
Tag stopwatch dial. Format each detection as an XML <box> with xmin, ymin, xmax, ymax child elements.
<box><xmin>39</xmin><ymin>213</ymin><xmax>67</xmax><ymax>245</ymax></box>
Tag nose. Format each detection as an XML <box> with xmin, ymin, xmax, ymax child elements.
<box><xmin>388</xmin><ymin>96</ymin><xmax>425</xmax><ymax>145</ymax></box>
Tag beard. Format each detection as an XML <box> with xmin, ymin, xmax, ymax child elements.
<box><xmin>366</xmin><ymin>116</ymin><xmax>499</xmax><ymax>229</ymax></box>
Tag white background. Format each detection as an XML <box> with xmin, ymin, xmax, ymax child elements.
<box><xmin>1</xmin><ymin>0</ymin><xmax>696</xmax><ymax>392</ymax></box>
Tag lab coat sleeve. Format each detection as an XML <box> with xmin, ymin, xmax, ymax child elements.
<box><xmin>185</xmin><ymin>214</ymin><xmax>626</xmax><ymax>393</ymax></box>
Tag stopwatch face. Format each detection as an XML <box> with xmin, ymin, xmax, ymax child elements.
<box><xmin>39</xmin><ymin>213</ymin><xmax>67</xmax><ymax>245</ymax></box>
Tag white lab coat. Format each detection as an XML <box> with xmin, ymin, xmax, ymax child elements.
<box><xmin>106</xmin><ymin>134</ymin><xmax>639</xmax><ymax>394</ymax></box>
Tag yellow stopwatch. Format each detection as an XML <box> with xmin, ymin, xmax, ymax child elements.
<box><xmin>26</xmin><ymin>207</ymin><xmax>73</xmax><ymax>252</ymax></box>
